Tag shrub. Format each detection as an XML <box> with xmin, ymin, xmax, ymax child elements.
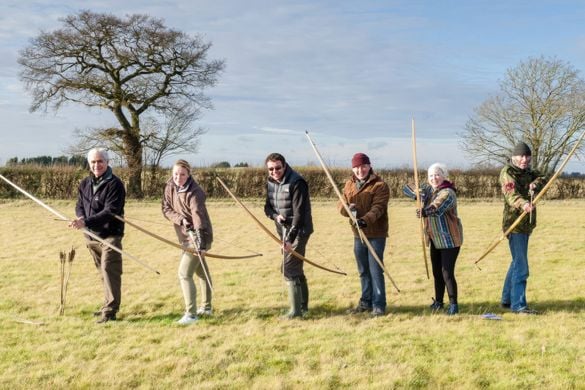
<box><xmin>1</xmin><ymin>165</ymin><xmax>584</xmax><ymax>200</ymax></box>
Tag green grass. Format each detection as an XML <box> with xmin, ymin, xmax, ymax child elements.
<box><xmin>1</xmin><ymin>199</ymin><xmax>584</xmax><ymax>389</ymax></box>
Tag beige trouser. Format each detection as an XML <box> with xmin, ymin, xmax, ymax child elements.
<box><xmin>86</xmin><ymin>236</ymin><xmax>123</xmax><ymax>316</ymax></box>
<box><xmin>178</xmin><ymin>251</ymin><xmax>212</xmax><ymax>315</ymax></box>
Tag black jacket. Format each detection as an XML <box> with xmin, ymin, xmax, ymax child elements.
<box><xmin>75</xmin><ymin>167</ymin><xmax>126</xmax><ymax>238</ymax></box>
<box><xmin>264</xmin><ymin>164</ymin><xmax>313</xmax><ymax>242</ymax></box>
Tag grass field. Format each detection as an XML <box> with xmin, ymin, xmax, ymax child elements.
<box><xmin>1</xmin><ymin>198</ymin><xmax>584</xmax><ymax>389</ymax></box>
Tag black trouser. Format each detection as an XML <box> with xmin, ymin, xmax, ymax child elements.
<box><xmin>430</xmin><ymin>241</ymin><xmax>460</xmax><ymax>304</ymax></box>
<box><xmin>275</xmin><ymin>229</ymin><xmax>310</xmax><ymax>280</ymax></box>
<box><xmin>278</xmin><ymin>231</ymin><xmax>310</xmax><ymax>311</ymax></box>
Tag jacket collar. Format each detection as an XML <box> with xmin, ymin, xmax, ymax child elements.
<box><xmin>436</xmin><ymin>179</ymin><xmax>457</xmax><ymax>193</ymax></box>
<box><xmin>176</xmin><ymin>176</ymin><xmax>194</xmax><ymax>193</ymax></box>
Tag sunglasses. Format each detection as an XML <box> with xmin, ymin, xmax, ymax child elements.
<box><xmin>268</xmin><ymin>166</ymin><xmax>283</xmax><ymax>172</ymax></box>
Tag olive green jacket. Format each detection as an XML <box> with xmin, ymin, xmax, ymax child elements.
<box><xmin>499</xmin><ymin>163</ymin><xmax>546</xmax><ymax>234</ymax></box>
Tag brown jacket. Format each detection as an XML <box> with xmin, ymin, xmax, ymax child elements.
<box><xmin>161</xmin><ymin>176</ymin><xmax>213</xmax><ymax>249</ymax></box>
<box><xmin>338</xmin><ymin>172</ymin><xmax>389</xmax><ymax>238</ymax></box>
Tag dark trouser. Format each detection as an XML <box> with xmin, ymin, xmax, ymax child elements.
<box><xmin>87</xmin><ymin>236</ymin><xmax>123</xmax><ymax>316</ymax></box>
<box><xmin>281</xmin><ymin>234</ymin><xmax>310</xmax><ymax>280</ymax></box>
<box><xmin>281</xmin><ymin>233</ymin><xmax>310</xmax><ymax>312</ymax></box>
<box><xmin>430</xmin><ymin>241</ymin><xmax>460</xmax><ymax>304</ymax></box>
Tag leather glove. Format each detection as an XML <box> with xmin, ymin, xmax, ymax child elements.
<box><xmin>194</xmin><ymin>228</ymin><xmax>208</xmax><ymax>251</ymax></box>
<box><xmin>355</xmin><ymin>219</ymin><xmax>367</xmax><ymax>229</ymax></box>
<box><xmin>277</xmin><ymin>216</ymin><xmax>291</xmax><ymax>227</ymax></box>
<box><xmin>417</xmin><ymin>206</ymin><xmax>436</xmax><ymax>218</ymax></box>
<box><xmin>182</xmin><ymin>219</ymin><xmax>193</xmax><ymax>231</ymax></box>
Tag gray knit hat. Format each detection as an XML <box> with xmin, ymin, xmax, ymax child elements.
<box><xmin>512</xmin><ymin>141</ymin><xmax>532</xmax><ymax>156</ymax></box>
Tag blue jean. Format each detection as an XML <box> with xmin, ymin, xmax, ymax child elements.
<box><xmin>501</xmin><ymin>233</ymin><xmax>530</xmax><ymax>311</ymax></box>
<box><xmin>354</xmin><ymin>237</ymin><xmax>386</xmax><ymax>310</ymax></box>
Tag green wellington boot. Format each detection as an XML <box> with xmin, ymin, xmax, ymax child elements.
<box><xmin>285</xmin><ymin>279</ymin><xmax>303</xmax><ymax>319</ymax></box>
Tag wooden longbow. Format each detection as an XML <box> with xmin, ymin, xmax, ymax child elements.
<box><xmin>411</xmin><ymin>118</ymin><xmax>430</xmax><ymax>279</ymax></box>
<box><xmin>304</xmin><ymin>131</ymin><xmax>400</xmax><ymax>292</ymax></box>
<box><xmin>0</xmin><ymin>173</ymin><xmax>160</xmax><ymax>274</ymax></box>
<box><xmin>215</xmin><ymin>176</ymin><xmax>347</xmax><ymax>276</ymax></box>
<box><xmin>475</xmin><ymin>129</ymin><xmax>585</xmax><ymax>264</ymax></box>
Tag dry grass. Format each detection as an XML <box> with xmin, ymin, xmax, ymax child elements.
<box><xmin>0</xmin><ymin>199</ymin><xmax>584</xmax><ymax>389</ymax></box>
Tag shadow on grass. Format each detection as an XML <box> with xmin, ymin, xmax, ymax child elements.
<box><xmin>85</xmin><ymin>297</ymin><xmax>585</xmax><ymax>324</ymax></box>
<box><xmin>391</xmin><ymin>297</ymin><xmax>585</xmax><ymax>316</ymax></box>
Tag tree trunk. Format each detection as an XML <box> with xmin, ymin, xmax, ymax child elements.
<box><xmin>123</xmin><ymin>131</ymin><xmax>144</xmax><ymax>199</ymax></box>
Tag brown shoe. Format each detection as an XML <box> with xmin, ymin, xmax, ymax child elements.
<box><xmin>347</xmin><ymin>304</ymin><xmax>372</xmax><ymax>314</ymax></box>
<box><xmin>96</xmin><ymin>314</ymin><xmax>116</xmax><ymax>324</ymax></box>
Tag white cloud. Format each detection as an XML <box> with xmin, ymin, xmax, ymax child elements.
<box><xmin>1</xmin><ymin>1</ymin><xmax>585</xmax><ymax>171</ymax></box>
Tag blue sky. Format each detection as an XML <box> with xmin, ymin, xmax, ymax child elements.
<box><xmin>1</xmin><ymin>0</ymin><xmax>585</xmax><ymax>171</ymax></box>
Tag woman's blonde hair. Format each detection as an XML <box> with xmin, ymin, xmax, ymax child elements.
<box><xmin>173</xmin><ymin>159</ymin><xmax>191</xmax><ymax>174</ymax></box>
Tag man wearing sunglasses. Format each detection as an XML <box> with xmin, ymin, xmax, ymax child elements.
<box><xmin>264</xmin><ymin>153</ymin><xmax>313</xmax><ymax>319</ymax></box>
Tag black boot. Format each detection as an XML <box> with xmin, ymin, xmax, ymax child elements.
<box><xmin>299</xmin><ymin>275</ymin><xmax>309</xmax><ymax>314</ymax></box>
<box><xmin>429</xmin><ymin>298</ymin><xmax>444</xmax><ymax>311</ymax></box>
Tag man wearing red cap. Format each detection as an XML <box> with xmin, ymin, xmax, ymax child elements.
<box><xmin>338</xmin><ymin>152</ymin><xmax>390</xmax><ymax>316</ymax></box>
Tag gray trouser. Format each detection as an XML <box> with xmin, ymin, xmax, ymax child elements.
<box><xmin>86</xmin><ymin>236</ymin><xmax>123</xmax><ymax>316</ymax></box>
<box><xmin>178</xmin><ymin>251</ymin><xmax>212</xmax><ymax>315</ymax></box>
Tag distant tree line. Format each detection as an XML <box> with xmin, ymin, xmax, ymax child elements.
<box><xmin>6</xmin><ymin>155</ymin><xmax>87</xmax><ymax>167</ymax></box>
<box><xmin>4</xmin><ymin>156</ymin><xmax>253</xmax><ymax>171</ymax></box>
<box><xmin>210</xmin><ymin>161</ymin><xmax>250</xmax><ymax>168</ymax></box>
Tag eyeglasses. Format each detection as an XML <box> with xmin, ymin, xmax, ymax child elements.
<box><xmin>268</xmin><ymin>166</ymin><xmax>283</xmax><ymax>172</ymax></box>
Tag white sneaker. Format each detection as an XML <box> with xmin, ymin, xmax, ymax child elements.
<box><xmin>196</xmin><ymin>307</ymin><xmax>213</xmax><ymax>316</ymax></box>
<box><xmin>177</xmin><ymin>314</ymin><xmax>198</xmax><ymax>325</ymax></box>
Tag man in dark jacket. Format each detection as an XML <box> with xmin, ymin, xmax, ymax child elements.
<box><xmin>499</xmin><ymin>142</ymin><xmax>546</xmax><ymax>314</ymax></box>
<box><xmin>264</xmin><ymin>153</ymin><xmax>313</xmax><ymax>318</ymax></box>
<box><xmin>69</xmin><ymin>147</ymin><xmax>126</xmax><ymax>323</ymax></box>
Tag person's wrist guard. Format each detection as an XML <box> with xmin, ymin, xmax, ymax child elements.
<box><xmin>193</xmin><ymin>229</ymin><xmax>208</xmax><ymax>251</ymax></box>
<box><xmin>284</xmin><ymin>225</ymin><xmax>298</xmax><ymax>243</ymax></box>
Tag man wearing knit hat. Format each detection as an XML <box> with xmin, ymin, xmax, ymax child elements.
<box><xmin>499</xmin><ymin>141</ymin><xmax>546</xmax><ymax>314</ymax></box>
<box><xmin>339</xmin><ymin>152</ymin><xmax>390</xmax><ymax>316</ymax></box>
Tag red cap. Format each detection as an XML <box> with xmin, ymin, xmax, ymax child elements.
<box><xmin>351</xmin><ymin>153</ymin><xmax>371</xmax><ymax>168</ymax></box>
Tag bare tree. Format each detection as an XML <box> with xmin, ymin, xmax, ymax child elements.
<box><xmin>142</xmin><ymin>104</ymin><xmax>206</xmax><ymax>169</ymax></box>
<box><xmin>69</xmin><ymin>105</ymin><xmax>205</xmax><ymax>167</ymax></box>
<box><xmin>461</xmin><ymin>56</ymin><xmax>585</xmax><ymax>174</ymax></box>
<box><xmin>18</xmin><ymin>10</ymin><xmax>224</xmax><ymax>197</ymax></box>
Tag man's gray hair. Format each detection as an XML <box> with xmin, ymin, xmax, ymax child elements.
<box><xmin>87</xmin><ymin>147</ymin><xmax>109</xmax><ymax>162</ymax></box>
<box><xmin>428</xmin><ymin>162</ymin><xmax>448</xmax><ymax>178</ymax></box>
